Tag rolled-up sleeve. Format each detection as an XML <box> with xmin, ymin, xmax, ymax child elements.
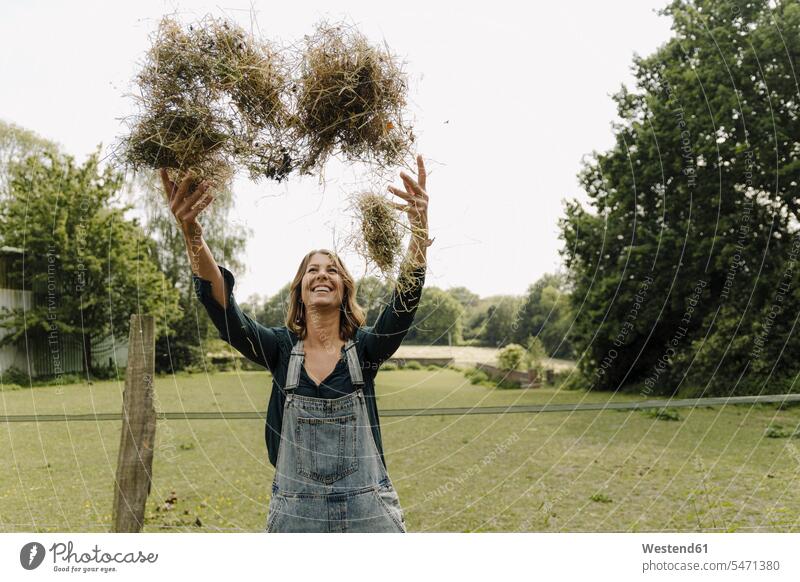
<box><xmin>362</xmin><ymin>265</ymin><xmax>426</xmax><ymax>367</ymax></box>
<box><xmin>192</xmin><ymin>266</ymin><xmax>280</xmax><ymax>372</ymax></box>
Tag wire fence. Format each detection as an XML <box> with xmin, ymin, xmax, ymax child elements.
<box><xmin>3</xmin><ymin>392</ymin><xmax>799</xmax><ymax>423</ymax></box>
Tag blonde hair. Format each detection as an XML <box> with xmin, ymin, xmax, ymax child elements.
<box><xmin>286</xmin><ymin>249</ymin><xmax>366</xmax><ymax>340</ymax></box>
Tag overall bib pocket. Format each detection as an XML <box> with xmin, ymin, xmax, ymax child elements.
<box><xmin>295</xmin><ymin>414</ymin><xmax>359</xmax><ymax>484</ymax></box>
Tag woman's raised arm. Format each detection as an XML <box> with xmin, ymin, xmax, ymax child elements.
<box><xmin>363</xmin><ymin>155</ymin><xmax>431</xmax><ymax>367</ymax></box>
<box><xmin>159</xmin><ymin>169</ymin><xmax>280</xmax><ymax>371</ymax></box>
<box><xmin>160</xmin><ymin>169</ymin><xmax>228</xmax><ymax>308</ymax></box>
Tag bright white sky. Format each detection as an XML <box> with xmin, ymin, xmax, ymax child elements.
<box><xmin>0</xmin><ymin>0</ymin><xmax>673</xmax><ymax>302</ymax></box>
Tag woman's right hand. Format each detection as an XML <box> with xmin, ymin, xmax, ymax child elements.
<box><xmin>159</xmin><ymin>169</ymin><xmax>214</xmax><ymax>237</ymax></box>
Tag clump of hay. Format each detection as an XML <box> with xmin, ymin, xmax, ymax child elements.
<box><xmin>292</xmin><ymin>22</ymin><xmax>414</xmax><ymax>175</ymax></box>
<box><xmin>348</xmin><ymin>191</ymin><xmax>421</xmax><ymax>299</ymax></box>
<box><xmin>117</xmin><ymin>15</ymin><xmax>293</xmax><ymax>190</ymax></box>
<box><xmin>355</xmin><ymin>192</ymin><xmax>404</xmax><ymax>272</ymax></box>
<box><xmin>118</xmin><ymin>16</ymin><xmax>417</xmax><ymax>189</ymax></box>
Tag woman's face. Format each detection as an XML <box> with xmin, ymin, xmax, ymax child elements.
<box><xmin>301</xmin><ymin>253</ymin><xmax>345</xmax><ymax>312</ymax></box>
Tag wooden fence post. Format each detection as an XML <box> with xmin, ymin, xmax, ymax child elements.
<box><xmin>111</xmin><ymin>314</ymin><xmax>156</xmax><ymax>533</ymax></box>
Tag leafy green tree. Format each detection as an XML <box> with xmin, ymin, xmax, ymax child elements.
<box><xmin>516</xmin><ymin>272</ymin><xmax>575</xmax><ymax>359</ymax></box>
<box><xmin>472</xmin><ymin>296</ymin><xmax>524</xmax><ymax>347</ymax></box>
<box><xmin>355</xmin><ymin>276</ymin><xmax>391</xmax><ymax>325</ymax></box>
<box><xmin>461</xmin><ymin>299</ymin><xmax>490</xmax><ymax>343</ymax></box>
<box><xmin>559</xmin><ymin>0</ymin><xmax>800</xmax><ymax>395</ymax></box>
<box><xmin>404</xmin><ymin>287</ymin><xmax>464</xmax><ymax>345</ymax></box>
<box><xmin>0</xmin><ymin>120</ymin><xmax>57</xmax><ymax>196</ymax></box>
<box><xmin>525</xmin><ymin>335</ymin><xmax>547</xmax><ymax>376</ymax></box>
<box><xmin>447</xmin><ymin>286</ymin><xmax>480</xmax><ymax>311</ymax></box>
<box><xmin>497</xmin><ymin>343</ymin><xmax>526</xmax><ymax>371</ymax></box>
<box><xmin>245</xmin><ymin>282</ymin><xmax>292</xmax><ymax>328</ymax></box>
<box><xmin>0</xmin><ymin>149</ymin><xmax>178</xmax><ymax>376</ymax></box>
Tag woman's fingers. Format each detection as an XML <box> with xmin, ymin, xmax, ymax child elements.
<box><xmin>174</xmin><ymin>173</ymin><xmax>194</xmax><ymax>203</ymax></box>
<box><xmin>399</xmin><ymin>172</ymin><xmax>415</xmax><ymax>197</ymax></box>
<box><xmin>183</xmin><ymin>193</ymin><xmax>215</xmax><ymax>222</ymax></box>
<box><xmin>389</xmin><ymin>201</ymin><xmax>407</xmax><ymax>212</ymax></box>
<box><xmin>173</xmin><ymin>182</ymin><xmax>210</xmax><ymax>216</ymax></box>
<box><xmin>177</xmin><ymin>181</ymin><xmax>210</xmax><ymax>214</ymax></box>
<box><xmin>400</xmin><ymin>171</ymin><xmax>426</xmax><ymax>198</ymax></box>
<box><xmin>390</xmin><ymin>156</ymin><xmax>428</xmax><ymax>215</ymax></box>
<box><xmin>160</xmin><ymin>168</ymin><xmax>177</xmax><ymax>201</ymax></box>
<box><xmin>388</xmin><ymin>185</ymin><xmax>413</xmax><ymax>202</ymax></box>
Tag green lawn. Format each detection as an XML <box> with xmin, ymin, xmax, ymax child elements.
<box><xmin>1</xmin><ymin>369</ymin><xmax>798</xmax><ymax>532</ymax></box>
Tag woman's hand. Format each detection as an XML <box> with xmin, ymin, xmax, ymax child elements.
<box><xmin>160</xmin><ymin>169</ymin><xmax>214</xmax><ymax>238</ymax></box>
<box><xmin>389</xmin><ymin>155</ymin><xmax>431</xmax><ymax>269</ymax></box>
<box><xmin>389</xmin><ymin>154</ymin><xmax>429</xmax><ymax>240</ymax></box>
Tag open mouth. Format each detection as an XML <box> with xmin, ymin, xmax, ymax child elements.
<box><xmin>312</xmin><ymin>285</ymin><xmax>332</xmax><ymax>294</ymax></box>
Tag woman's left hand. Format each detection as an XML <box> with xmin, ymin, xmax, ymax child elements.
<box><xmin>389</xmin><ymin>154</ymin><xmax>429</xmax><ymax>236</ymax></box>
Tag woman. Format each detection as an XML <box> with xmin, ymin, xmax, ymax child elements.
<box><xmin>159</xmin><ymin>156</ymin><xmax>431</xmax><ymax>533</ymax></box>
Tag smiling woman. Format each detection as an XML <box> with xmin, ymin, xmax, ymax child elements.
<box><xmin>285</xmin><ymin>249</ymin><xmax>366</xmax><ymax>353</ymax></box>
<box><xmin>159</xmin><ymin>155</ymin><xmax>430</xmax><ymax>533</ymax></box>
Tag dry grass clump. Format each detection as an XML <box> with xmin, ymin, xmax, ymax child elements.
<box><xmin>348</xmin><ymin>191</ymin><xmax>420</xmax><ymax>298</ymax></box>
<box><xmin>355</xmin><ymin>192</ymin><xmax>404</xmax><ymax>272</ymax></box>
<box><xmin>292</xmin><ymin>22</ymin><xmax>414</xmax><ymax>175</ymax></box>
<box><xmin>118</xmin><ymin>15</ymin><xmax>292</xmax><ymax>189</ymax></box>
<box><xmin>118</xmin><ymin>16</ymin><xmax>416</xmax><ymax>189</ymax></box>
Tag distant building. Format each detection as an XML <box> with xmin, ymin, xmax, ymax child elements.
<box><xmin>0</xmin><ymin>246</ymin><xmax>32</xmax><ymax>374</ymax></box>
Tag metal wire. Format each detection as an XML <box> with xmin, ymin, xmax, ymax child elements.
<box><xmin>2</xmin><ymin>392</ymin><xmax>799</xmax><ymax>423</ymax></box>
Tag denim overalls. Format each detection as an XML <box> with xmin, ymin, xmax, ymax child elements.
<box><xmin>265</xmin><ymin>337</ymin><xmax>407</xmax><ymax>533</ymax></box>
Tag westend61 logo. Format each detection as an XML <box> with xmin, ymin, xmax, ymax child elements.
<box><xmin>19</xmin><ymin>541</ymin><xmax>158</xmax><ymax>574</ymax></box>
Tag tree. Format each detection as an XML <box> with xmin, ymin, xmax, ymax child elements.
<box><xmin>0</xmin><ymin>149</ymin><xmax>178</xmax><ymax>376</ymax></box>
<box><xmin>447</xmin><ymin>286</ymin><xmax>480</xmax><ymax>310</ymax></box>
<box><xmin>517</xmin><ymin>272</ymin><xmax>575</xmax><ymax>359</ymax></box>
<box><xmin>497</xmin><ymin>343</ymin><xmax>526</xmax><ymax>371</ymax></box>
<box><xmin>0</xmin><ymin>120</ymin><xmax>58</xmax><ymax>196</ymax></box>
<box><xmin>356</xmin><ymin>276</ymin><xmax>392</xmax><ymax>325</ymax></box>
<box><xmin>245</xmin><ymin>281</ymin><xmax>292</xmax><ymax>328</ymax></box>
<box><xmin>524</xmin><ymin>335</ymin><xmax>547</xmax><ymax>377</ymax></box>
<box><xmin>471</xmin><ymin>296</ymin><xmax>524</xmax><ymax>347</ymax></box>
<box><xmin>404</xmin><ymin>287</ymin><xmax>464</xmax><ymax>345</ymax></box>
<box><xmin>559</xmin><ymin>0</ymin><xmax>800</xmax><ymax>395</ymax></box>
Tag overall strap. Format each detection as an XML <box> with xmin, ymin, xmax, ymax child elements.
<box><xmin>344</xmin><ymin>338</ymin><xmax>365</xmax><ymax>387</ymax></box>
<box><xmin>285</xmin><ymin>337</ymin><xmax>364</xmax><ymax>392</ymax></box>
<box><xmin>285</xmin><ymin>339</ymin><xmax>305</xmax><ymax>392</ymax></box>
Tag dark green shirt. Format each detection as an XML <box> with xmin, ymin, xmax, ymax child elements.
<box><xmin>192</xmin><ymin>265</ymin><xmax>425</xmax><ymax>469</ymax></box>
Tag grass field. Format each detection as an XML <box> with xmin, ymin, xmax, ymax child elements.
<box><xmin>1</xmin><ymin>368</ymin><xmax>799</xmax><ymax>532</ymax></box>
